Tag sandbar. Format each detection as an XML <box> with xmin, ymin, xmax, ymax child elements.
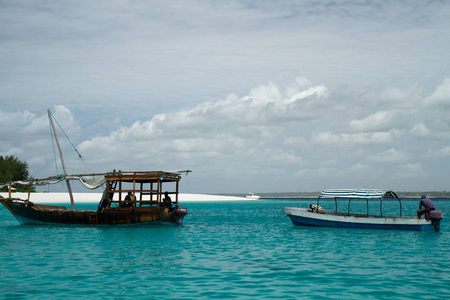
<box><xmin>0</xmin><ymin>192</ymin><xmax>252</xmax><ymax>204</ymax></box>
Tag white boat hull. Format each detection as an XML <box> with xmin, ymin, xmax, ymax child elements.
<box><xmin>284</xmin><ymin>207</ymin><xmax>435</xmax><ymax>231</ymax></box>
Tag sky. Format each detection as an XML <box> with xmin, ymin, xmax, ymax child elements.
<box><xmin>1</xmin><ymin>0</ymin><xmax>450</xmax><ymax>194</ymax></box>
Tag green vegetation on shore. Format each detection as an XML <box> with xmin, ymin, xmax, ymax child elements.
<box><xmin>0</xmin><ymin>155</ymin><xmax>35</xmax><ymax>192</ymax></box>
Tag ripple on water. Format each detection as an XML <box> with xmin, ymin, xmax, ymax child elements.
<box><xmin>1</xmin><ymin>200</ymin><xmax>450</xmax><ymax>298</ymax></box>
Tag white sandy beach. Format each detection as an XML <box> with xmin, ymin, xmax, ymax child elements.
<box><xmin>0</xmin><ymin>192</ymin><xmax>252</xmax><ymax>204</ymax></box>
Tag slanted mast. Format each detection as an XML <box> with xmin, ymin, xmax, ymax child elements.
<box><xmin>48</xmin><ymin>109</ymin><xmax>75</xmax><ymax>210</ymax></box>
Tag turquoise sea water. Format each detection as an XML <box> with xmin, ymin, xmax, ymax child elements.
<box><xmin>1</xmin><ymin>199</ymin><xmax>449</xmax><ymax>299</ymax></box>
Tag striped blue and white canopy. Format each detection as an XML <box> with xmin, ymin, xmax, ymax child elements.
<box><xmin>319</xmin><ymin>189</ymin><xmax>399</xmax><ymax>200</ymax></box>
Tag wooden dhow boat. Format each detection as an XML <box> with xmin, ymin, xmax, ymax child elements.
<box><xmin>284</xmin><ymin>189</ymin><xmax>444</xmax><ymax>231</ymax></box>
<box><xmin>0</xmin><ymin>109</ymin><xmax>188</xmax><ymax>225</ymax></box>
<box><xmin>1</xmin><ymin>170</ymin><xmax>188</xmax><ymax>225</ymax></box>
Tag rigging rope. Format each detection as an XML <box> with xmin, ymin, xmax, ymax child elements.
<box><xmin>49</xmin><ymin>111</ymin><xmax>94</xmax><ymax>174</ymax></box>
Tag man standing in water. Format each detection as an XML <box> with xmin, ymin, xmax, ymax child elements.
<box><xmin>417</xmin><ymin>194</ymin><xmax>435</xmax><ymax>219</ymax></box>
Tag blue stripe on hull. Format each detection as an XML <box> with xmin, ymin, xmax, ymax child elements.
<box><xmin>288</xmin><ymin>215</ymin><xmax>434</xmax><ymax>231</ymax></box>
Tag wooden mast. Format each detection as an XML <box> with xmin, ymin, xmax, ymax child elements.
<box><xmin>47</xmin><ymin>109</ymin><xmax>75</xmax><ymax>210</ymax></box>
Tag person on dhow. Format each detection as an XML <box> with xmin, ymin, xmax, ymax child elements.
<box><xmin>417</xmin><ymin>194</ymin><xmax>435</xmax><ymax>219</ymax></box>
<box><xmin>163</xmin><ymin>191</ymin><xmax>173</xmax><ymax>209</ymax></box>
<box><xmin>122</xmin><ymin>192</ymin><xmax>134</xmax><ymax>207</ymax></box>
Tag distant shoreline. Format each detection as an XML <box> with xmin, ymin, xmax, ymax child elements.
<box><xmin>2</xmin><ymin>191</ymin><xmax>449</xmax><ymax>204</ymax></box>
<box><xmin>229</xmin><ymin>191</ymin><xmax>450</xmax><ymax>199</ymax></box>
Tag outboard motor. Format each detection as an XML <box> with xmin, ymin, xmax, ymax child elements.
<box><xmin>174</xmin><ymin>206</ymin><xmax>188</xmax><ymax>225</ymax></box>
<box><xmin>429</xmin><ymin>210</ymin><xmax>443</xmax><ymax>232</ymax></box>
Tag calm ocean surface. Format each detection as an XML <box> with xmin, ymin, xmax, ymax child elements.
<box><xmin>1</xmin><ymin>199</ymin><xmax>449</xmax><ymax>299</ymax></box>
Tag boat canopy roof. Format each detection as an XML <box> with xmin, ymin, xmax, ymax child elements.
<box><xmin>104</xmin><ymin>171</ymin><xmax>181</xmax><ymax>183</ymax></box>
<box><xmin>319</xmin><ymin>189</ymin><xmax>399</xmax><ymax>200</ymax></box>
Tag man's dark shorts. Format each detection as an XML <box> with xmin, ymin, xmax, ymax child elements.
<box><xmin>417</xmin><ymin>208</ymin><xmax>432</xmax><ymax>218</ymax></box>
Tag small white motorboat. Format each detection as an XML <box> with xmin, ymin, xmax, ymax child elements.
<box><xmin>246</xmin><ymin>193</ymin><xmax>260</xmax><ymax>200</ymax></box>
<box><xmin>284</xmin><ymin>189</ymin><xmax>443</xmax><ymax>231</ymax></box>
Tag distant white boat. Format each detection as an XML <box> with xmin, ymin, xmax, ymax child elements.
<box><xmin>246</xmin><ymin>193</ymin><xmax>260</xmax><ymax>200</ymax></box>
